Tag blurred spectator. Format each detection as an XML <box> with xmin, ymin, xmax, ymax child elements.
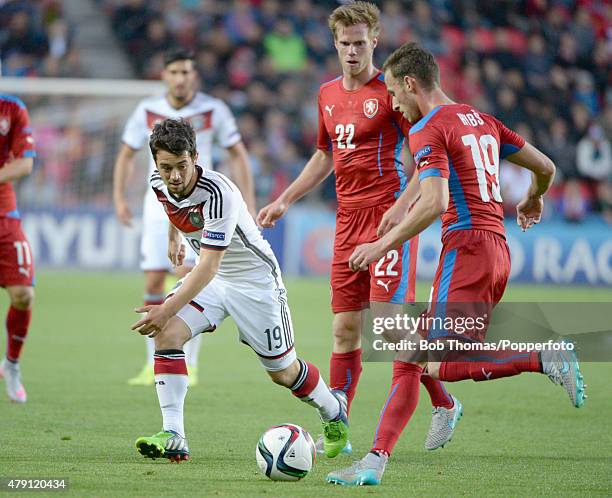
<box><xmin>577</xmin><ymin>124</ymin><xmax>612</xmax><ymax>183</ymax></box>
<box><xmin>263</xmin><ymin>18</ymin><xmax>307</xmax><ymax>73</ymax></box>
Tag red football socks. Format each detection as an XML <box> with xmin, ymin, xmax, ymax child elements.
<box><xmin>330</xmin><ymin>348</ymin><xmax>362</xmax><ymax>414</ymax></box>
<box><xmin>6</xmin><ymin>306</ymin><xmax>31</xmax><ymax>362</ymax></box>
<box><xmin>421</xmin><ymin>374</ymin><xmax>454</xmax><ymax>409</ymax></box>
<box><xmin>371</xmin><ymin>361</ymin><xmax>422</xmax><ymax>456</ymax></box>
<box><xmin>439</xmin><ymin>351</ymin><xmax>542</xmax><ymax>382</ymax></box>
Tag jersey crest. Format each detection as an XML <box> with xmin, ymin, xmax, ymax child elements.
<box><xmin>363</xmin><ymin>98</ymin><xmax>378</xmax><ymax>119</ymax></box>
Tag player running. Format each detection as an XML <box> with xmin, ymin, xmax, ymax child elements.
<box><xmin>132</xmin><ymin>118</ymin><xmax>348</xmax><ymax>462</ymax></box>
<box><xmin>113</xmin><ymin>49</ymin><xmax>255</xmax><ymax>387</ymax></box>
<box><xmin>0</xmin><ymin>93</ymin><xmax>36</xmax><ymax>403</ymax></box>
<box><xmin>257</xmin><ymin>1</ymin><xmax>460</xmax><ymax>454</ymax></box>
<box><xmin>327</xmin><ymin>42</ymin><xmax>585</xmax><ymax>486</ymax></box>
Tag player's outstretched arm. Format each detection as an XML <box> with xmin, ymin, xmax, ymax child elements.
<box><xmin>506</xmin><ymin>142</ymin><xmax>556</xmax><ymax>232</ymax></box>
<box><xmin>0</xmin><ymin>157</ymin><xmax>33</xmax><ymax>184</ymax></box>
<box><xmin>257</xmin><ymin>149</ymin><xmax>334</xmax><ymax>228</ymax></box>
<box><xmin>350</xmin><ymin>177</ymin><xmax>448</xmax><ymax>271</ymax></box>
<box><xmin>132</xmin><ymin>248</ymin><xmax>224</xmax><ymax>336</ymax></box>
<box><xmin>226</xmin><ymin>141</ymin><xmax>256</xmax><ymax>217</ymax></box>
<box><xmin>377</xmin><ymin>171</ymin><xmax>421</xmax><ymax>237</ymax></box>
<box><xmin>113</xmin><ymin>143</ymin><xmax>138</xmax><ymax>226</ymax></box>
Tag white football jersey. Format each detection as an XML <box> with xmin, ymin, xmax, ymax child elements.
<box><xmin>122</xmin><ymin>92</ymin><xmax>241</xmax><ymax>221</ymax></box>
<box><xmin>150</xmin><ymin>166</ymin><xmax>281</xmax><ymax>283</ymax></box>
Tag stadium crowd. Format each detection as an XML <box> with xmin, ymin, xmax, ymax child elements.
<box><xmin>0</xmin><ymin>0</ymin><xmax>82</xmax><ymax>77</ymax></box>
<box><xmin>2</xmin><ymin>0</ymin><xmax>611</xmax><ymax>223</ymax></box>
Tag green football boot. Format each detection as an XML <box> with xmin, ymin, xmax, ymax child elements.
<box><xmin>322</xmin><ymin>390</ymin><xmax>349</xmax><ymax>458</ymax></box>
<box><xmin>135</xmin><ymin>430</ymin><xmax>189</xmax><ymax>462</ymax></box>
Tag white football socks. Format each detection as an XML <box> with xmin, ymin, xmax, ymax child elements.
<box><xmin>155</xmin><ymin>373</ymin><xmax>188</xmax><ymax>437</ymax></box>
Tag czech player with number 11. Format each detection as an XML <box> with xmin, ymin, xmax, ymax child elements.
<box><xmin>132</xmin><ymin>118</ymin><xmax>348</xmax><ymax>463</ymax></box>
<box><xmin>0</xmin><ymin>93</ymin><xmax>36</xmax><ymax>404</ymax></box>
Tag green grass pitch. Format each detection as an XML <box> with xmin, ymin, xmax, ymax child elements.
<box><xmin>1</xmin><ymin>272</ymin><xmax>611</xmax><ymax>496</ymax></box>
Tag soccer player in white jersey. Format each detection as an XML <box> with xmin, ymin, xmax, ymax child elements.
<box><xmin>131</xmin><ymin>118</ymin><xmax>348</xmax><ymax>462</ymax></box>
<box><xmin>113</xmin><ymin>49</ymin><xmax>256</xmax><ymax>387</ymax></box>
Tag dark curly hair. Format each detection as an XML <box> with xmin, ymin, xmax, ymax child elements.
<box><xmin>149</xmin><ymin>118</ymin><xmax>196</xmax><ymax>161</ymax></box>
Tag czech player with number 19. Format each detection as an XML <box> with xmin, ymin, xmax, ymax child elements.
<box><xmin>328</xmin><ymin>43</ymin><xmax>584</xmax><ymax>486</ymax></box>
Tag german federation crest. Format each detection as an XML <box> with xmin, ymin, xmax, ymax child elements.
<box><xmin>188</xmin><ymin>207</ymin><xmax>204</xmax><ymax>228</ymax></box>
<box><xmin>363</xmin><ymin>98</ymin><xmax>378</xmax><ymax>119</ymax></box>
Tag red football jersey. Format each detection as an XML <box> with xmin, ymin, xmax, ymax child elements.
<box><xmin>410</xmin><ymin>103</ymin><xmax>525</xmax><ymax>239</ymax></box>
<box><xmin>317</xmin><ymin>72</ymin><xmax>411</xmax><ymax>209</ymax></box>
<box><xmin>0</xmin><ymin>95</ymin><xmax>36</xmax><ymax>217</ymax></box>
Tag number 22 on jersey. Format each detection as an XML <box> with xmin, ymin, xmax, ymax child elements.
<box><xmin>462</xmin><ymin>133</ymin><xmax>502</xmax><ymax>203</ymax></box>
<box><xmin>335</xmin><ymin>123</ymin><xmax>356</xmax><ymax>149</ymax></box>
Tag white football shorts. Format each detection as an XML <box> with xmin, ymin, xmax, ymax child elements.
<box><xmin>140</xmin><ymin>217</ymin><xmax>197</xmax><ymax>271</ymax></box>
<box><xmin>174</xmin><ymin>275</ymin><xmax>297</xmax><ymax>371</ymax></box>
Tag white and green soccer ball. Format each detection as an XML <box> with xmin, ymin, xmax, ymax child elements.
<box><xmin>255</xmin><ymin>424</ymin><xmax>316</xmax><ymax>481</ymax></box>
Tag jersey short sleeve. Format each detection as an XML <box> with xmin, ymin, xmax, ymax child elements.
<box><xmin>121</xmin><ymin>101</ymin><xmax>148</xmax><ymax>150</ymax></box>
<box><xmin>316</xmin><ymin>92</ymin><xmax>332</xmax><ymax>152</ymax></box>
<box><xmin>201</xmin><ymin>189</ymin><xmax>240</xmax><ymax>250</ymax></box>
<box><xmin>410</xmin><ymin>126</ymin><xmax>449</xmax><ymax>181</ymax></box>
<box><xmin>496</xmin><ymin>118</ymin><xmax>526</xmax><ymax>159</ymax></box>
<box><xmin>212</xmin><ymin>100</ymin><xmax>241</xmax><ymax>149</ymax></box>
<box><xmin>10</xmin><ymin>103</ymin><xmax>36</xmax><ymax>159</ymax></box>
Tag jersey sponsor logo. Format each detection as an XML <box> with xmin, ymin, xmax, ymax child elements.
<box><xmin>203</xmin><ymin>230</ymin><xmax>225</xmax><ymax>241</ymax></box>
<box><xmin>325</xmin><ymin>104</ymin><xmax>335</xmax><ymax>117</ymax></box>
<box><xmin>363</xmin><ymin>98</ymin><xmax>378</xmax><ymax>119</ymax></box>
<box><xmin>376</xmin><ymin>279</ymin><xmax>391</xmax><ymax>292</ymax></box>
<box><xmin>414</xmin><ymin>145</ymin><xmax>431</xmax><ymax>163</ymax></box>
<box><xmin>0</xmin><ymin>116</ymin><xmax>10</xmax><ymax>136</ymax></box>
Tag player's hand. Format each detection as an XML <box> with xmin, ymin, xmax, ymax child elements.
<box><xmin>349</xmin><ymin>242</ymin><xmax>384</xmax><ymax>272</ymax></box>
<box><xmin>377</xmin><ymin>202</ymin><xmax>406</xmax><ymax>237</ymax></box>
<box><xmin>257</xmin><ymin>200</ymin><xmax>288</xmax><ymax>228</ymax></box>
<box><xmin>115</xmin><ymin>199</ymin><xmax>133</xmax><ymax>227</ymax></box>
<box><xmin>516</xmin><ymin>195</ymin><xmax>543</xmax><ymax>232</ymax></box>
<box><xmin>168</xmin><ymin>240</ymin><xmax>186</xmax><ymax>267</ymax></box>
<box><xmin>131</xmin><ymin>305</ymin><xmax>171</xmax><ymax>338</ymax></box>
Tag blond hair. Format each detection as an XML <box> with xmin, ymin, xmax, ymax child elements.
<box><xmin>328</xmin><ymin>1</ymin><xmax>381</xmax><ymax>40</ymax></box>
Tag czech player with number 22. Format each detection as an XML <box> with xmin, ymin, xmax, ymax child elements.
<box><xmin>258</xmin><ymin>2</ymin><xmax>460</xmax><ymax>455</ymax></box>
<box><xmin>327</xmin><ymin>42</ymin><xmax>585</xmax><ymax>486</ymax></box>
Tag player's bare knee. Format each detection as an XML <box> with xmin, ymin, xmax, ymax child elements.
<box><xmin>268</xmin><ymin>361</ymin><xmax>299</xmax><ymax>388</ymax></box>
<box><xmin>332</xmin><ymin>313</ymin><xmax>361</xmax><ymax>352</ymax></box>
<box><xmin>155</xmin><ymin>318</ymin><xmax>191</xmax><ymax>350</ymax></box>
<box><xmin>7</xmin><ymin>286</ymin><xmax>34</xmax><ymax>310</ymax></box>
<box><xmin>427</xmin><ymin>362</ymin><xmax>441</xmax><ymax>379</ymax></box>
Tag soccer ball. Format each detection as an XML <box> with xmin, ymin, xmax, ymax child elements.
<box><xmin>255</xmin><ymin>424</ymin><xmax>316</xmax><ymax>481</ymax></box>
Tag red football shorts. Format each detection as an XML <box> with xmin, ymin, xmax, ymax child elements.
<box><xmin>424</xmin><ymin>229</ymin><xmax>510</xmax><ymax>343</ymax></box>
<box><xmin>0</xmin><ymin>217</ymin><xmax>35</xmax><ymax>287</ymax></box>
<box><xmin>331</xmin><ymin>202</ymin><xmax>418</xmax><ymax>313</ymax></box>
